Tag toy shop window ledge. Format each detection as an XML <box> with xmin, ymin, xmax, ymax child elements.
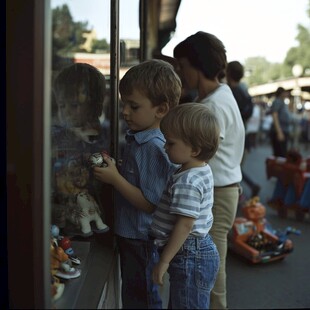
<box><xmin>54</xmin><ymin>239</ymin><xmax>119</xmax><ymax>309</ymax></box>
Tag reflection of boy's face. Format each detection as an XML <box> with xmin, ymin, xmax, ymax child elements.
<box><xmin>57</xmin><ymin>85</ymin><xmax>99</xmax><ymax>129</ymax></box>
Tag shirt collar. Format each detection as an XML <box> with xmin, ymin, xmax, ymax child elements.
<box><xmin>125</xmin><ymin>128</ymin><xmax>164</xmax><ymax>144</ymax></box>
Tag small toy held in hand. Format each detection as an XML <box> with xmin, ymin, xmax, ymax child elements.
<box><xmin>88</xmin><ymin>151</ymin><xmax>116</xmax><ymax>168</ymax></box>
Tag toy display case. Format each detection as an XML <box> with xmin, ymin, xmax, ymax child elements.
<box><xmin>49</xmin><ymin>61</ymin><xmax>118</xmax><ymax>308</ymax></box>
<box><xmin>228</xmin><ymin>197</ymin><xmax>294</xmax><ymax>263</ymax></box>
<box><xmin>266</xmin><ymin>150</ymin><xmax>310</xmax><ymax>221</ymax></box>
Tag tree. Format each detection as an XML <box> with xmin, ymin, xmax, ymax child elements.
<box><xmin>91</xmin><ymin>39</ymin><xmax>110</xmax><ymax>53</ymax></box>
<box><xmin>284</xmin><ymin>23</ymin><xmax>310</xmax><ymax>76</ymax></box>
<box><xmin>52</xmin><ymin>4</ymin><xmax>89</xmax><ymax>53</ymax></box>
<box><xmin>52</xmin><ymin>4</ymin><xmax>111</xmax><ymax>68</ymax></box>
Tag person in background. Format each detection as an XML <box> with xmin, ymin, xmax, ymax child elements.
<box><xmin>269</xmin><ymin>87</ymin><xmax>292</xmax><ymax>157</ymax></box>
<box><xmin>173</xmin><ymin>31</ymin><xmax>245</xmax><ymax>310</ymax></box>
<box><xmin>153</xmin><ymin>52</ymin><xmax>198</xmax><ymax>104</ymax></box>
<box><xmin>151</xmin><ymin>103</ymin><xmax>220</xmax><ymax>309</ymax></box>
<box><xmin>226</xmin><ymin>61</ymin><xmax>261</xmax><ymax>198</ymax></box>
<box><xmin>246</xmin><ymin>99</ymin><xmax>262</xmax><ymax>151</ymax></box>
<box><xmin>93</xmin><ymin>59</ymin><xmax>182</xmax><ymax>309</ymax></box>
<box><xmin>260</xmin><ymin>103</ymin><xmax>273</xmax><ymax>144</ymax></box>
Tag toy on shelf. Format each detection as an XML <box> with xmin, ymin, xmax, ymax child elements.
<box><xmin>51</xmin><ymin>275</ymin><xmax>65</xmax><ymax>301</ymax></box>
<box><xmin>50</xmin><ymin>238</ymin><xmax>81</xmax><ymax>280</ymax></box>
<box><xmin>228</xmin><ymin>197</ymin><xmax>294</xmax><ymax>263</ymax></box>
<box><xmin>59</xmin><ymin>236</ymin><xmax>81</xmax><ymax>265</ymax></box>
<box><xmin>51</xmin><ymin>224</ymin><xmax>81</xmax><ymax>265</ymax></box>
<box><xmin>53</xmin><ymin>156</ymin><xmax>110</xmax><ymax>237</ymax></box>
<box><xmin>266</xmin><ymin>150</ymin><xmax>310</xmax><ymax>221</ymax></box>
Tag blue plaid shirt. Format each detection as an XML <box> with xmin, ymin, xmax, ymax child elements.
<box><xmin>115</xmin><ymin>128</ymin><xmax>176</xmax><ymax>240</ymax></box>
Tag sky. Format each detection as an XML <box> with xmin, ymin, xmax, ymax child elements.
<box><xmin>52</xmin><ymin>0</ymin><xmax>309</xmax><ymax>63</ymax></box>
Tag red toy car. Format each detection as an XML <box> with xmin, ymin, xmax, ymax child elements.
<box><xmin>228</xmin><ymin>197</ymin><xmax>294</xmax><ymax>263</ymax></box>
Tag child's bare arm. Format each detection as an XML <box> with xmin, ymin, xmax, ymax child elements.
<box><xmin>93</xmin><ymin>156</ymin><xmax>155</xmax><ymax>214</ymax></box>
<box><xmin>152</xmin><ymin>215</ymin><xmax>195</xmax><ymax>285</ymax></box>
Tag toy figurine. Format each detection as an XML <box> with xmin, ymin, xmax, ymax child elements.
<box><xmin>51</xmin><ymin>224</ymin><xmax>81</xmax><ymax>264</ymax></box>
<box><xmin>53</xmin><ymin>156</ymin><xmax>109</xmax><ymax>237</ymax></box>
<box><xmin>228</xmin><ymin>197</ymin><xmax>293</xmax><ymax>263</ymax></box>
<box><xmin>50</xmin><ymin>238</ymin><xmax>81</xmax><ymax>280</ymax></box>
<box><xmin>51</xmin><ymin>275</ymin><xmax>65</xmax><ymax>301</ymax></box>
<box><xmin>88</xmin><ymin>151</ymin><xmax>115</xmax><ymax>168</ymax></box>
<box><xmin>59</xmin><ymin>236</ymin><xmax>81</xmax><ymax>265</ymax></box>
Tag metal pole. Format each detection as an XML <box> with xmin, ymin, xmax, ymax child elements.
<box><xmin>139</xmin><ymin>0</ymin><xmax>148</xmax><ymax>62</ymax></box>
<box><xmin>110</xmin><ymin>0</ymin><xmax>120</xmax><ymax>161</ymax></box>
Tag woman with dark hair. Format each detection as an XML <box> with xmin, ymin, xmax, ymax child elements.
<box><xmin>270</xmin><ymin>87</ymin><xmax>291</xmax><ymax>157</ymax></box>
<box><xmin>174</xmin><ymin>31</ymin><xmax>245</xmax><ymax>310</ymax></box>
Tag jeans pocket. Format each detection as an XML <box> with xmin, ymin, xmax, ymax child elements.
<box><xmin>195</xmin><ymin>249</ymin><xmax>220</xmax><ymax>292</ymax></box>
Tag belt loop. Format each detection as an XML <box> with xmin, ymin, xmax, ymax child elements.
<box><xmin>195</xmin><ymin>237</ymin><xmax>199</xmax><ymax>249</ymax></box>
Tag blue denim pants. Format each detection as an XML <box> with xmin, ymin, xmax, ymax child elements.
<box><xmin>117</xmin><ymin>235</ymin><xmax>162</xmax><ymax>309</ymax></box>
<box><xmin>166</xmin><ymin>234</ymin><xmax>220</xmax><ymax>309</ymax></box>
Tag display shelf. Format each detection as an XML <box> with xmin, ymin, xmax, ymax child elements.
<box><xmin>54</xmin><ymin>238</ymin><xmax>118</xmax><ymax>309</ymax></box>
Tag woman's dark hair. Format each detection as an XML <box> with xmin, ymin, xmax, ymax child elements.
<box><xmin>173</xmin><ymin>31</ymin><xmax>227</xmax><ymax>79</ymax></box>
<box><xmin>275</xmin><ymin>87</ymin><xmax>286</xmax><ymax>97</ymax></box>
<box><xmin>226</xmin><ymin>61</ymin><xmax>244</xmax><ymax>82</ymax></box>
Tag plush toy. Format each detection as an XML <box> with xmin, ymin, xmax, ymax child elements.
<box><xmin>53</xmin><ymin>156</ymin><xmax>109</xmax><ymax>237</ymax></box>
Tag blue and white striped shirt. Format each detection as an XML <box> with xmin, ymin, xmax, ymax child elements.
<box><xmin>150</xmin><ymin>165</ymin><xmax>214</xmax><ymax>246</ymax></box>
<box><xmin>115</xmin><ymin>128</ymin><xmax>177</xmax><ymax>240</ymax></box>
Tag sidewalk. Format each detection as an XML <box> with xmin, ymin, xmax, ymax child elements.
<box><xmin>227</xmin><ymin>143</ymin><xmax>310</xmax><ymax>309</ymax></box>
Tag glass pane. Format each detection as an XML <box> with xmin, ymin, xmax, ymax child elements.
<box><xmin>119</xmin><ymin>0</ymin><xmax>140</xmax><ymax>68</ymax></box>
<box><xmin>49</xmin><ymin>1</ymin><xmax>112</xmax><ymax>304</ymax></box>
<box><xmin>118</xmin><ymin>0</ymin><xmax>140</xmax><ymax>151</ymax></box>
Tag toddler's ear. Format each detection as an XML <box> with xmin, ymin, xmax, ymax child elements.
<box><xmin>156</xmin><ymin>102</ymin><xmax>169</xmax><ymax>118</ymax></box>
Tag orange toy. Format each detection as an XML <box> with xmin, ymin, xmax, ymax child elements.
<box><xmin>228</xmin><ymin>197</ymin><xmax>293</xmax><ymax>263</ymax></box>
<box><xmin>50</xmin><ymin>238</ymin><xmax>81</xmax><ymax>280</ymax></box>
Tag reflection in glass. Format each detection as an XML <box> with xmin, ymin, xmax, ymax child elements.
<box><xmin>50</xmin><ymin>1</ymin><xmax>112</xmax><ymax>303</ymax></box>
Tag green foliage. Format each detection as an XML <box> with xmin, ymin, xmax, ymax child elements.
<box><xmin>52</xmin><ymin>4</ymin><xmax>88</xmax><ymax>53</ymax></box>
<box><xmin>243</xmin><ymin>58</ymin><xmax>288</xmax><ymax>87</ymax></box>
<box><xmin>52</xmin><ymin>4</ymin><xmax>110</xmax><ymax>57</ymax></box>
<box><xmin>284</xmin><ymin>24</ymin><xmax>310</xmax><ymax>74</ymax></box>
<box><xmin>91</xmin><ymin>39</ymin><xmax>110</xmax><ymax>53</ymax></box>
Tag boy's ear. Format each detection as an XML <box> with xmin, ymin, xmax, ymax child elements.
<box><xmin>156</xmin><ymin>102</ymin><xmax>169</xmax><ymax>118</ymax></box>
<box><xmin>191</xmin><ymin>147</ymin><xmax>201</xmax><ymax>157</ymax></box>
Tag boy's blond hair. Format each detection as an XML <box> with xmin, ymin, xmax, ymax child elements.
<box><xmin>119</xmin><ymin>59</ymin><xmax>182</xmax><ymax>108</ymax></box>
<box><xmin>161</xmin><ymin>103</ymin><xmax>220</xmax><ymax>161</ymax></box>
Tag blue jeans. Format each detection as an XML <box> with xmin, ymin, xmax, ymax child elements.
<box><xmin>117</xmin><ymin>236</ymin><xmax>162</xmax><ymax>309</ymax></box>
<box><xmin>166</xmin><ymin>234</ymin><xmax>220</xmax><ymax>309</ymax></box>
